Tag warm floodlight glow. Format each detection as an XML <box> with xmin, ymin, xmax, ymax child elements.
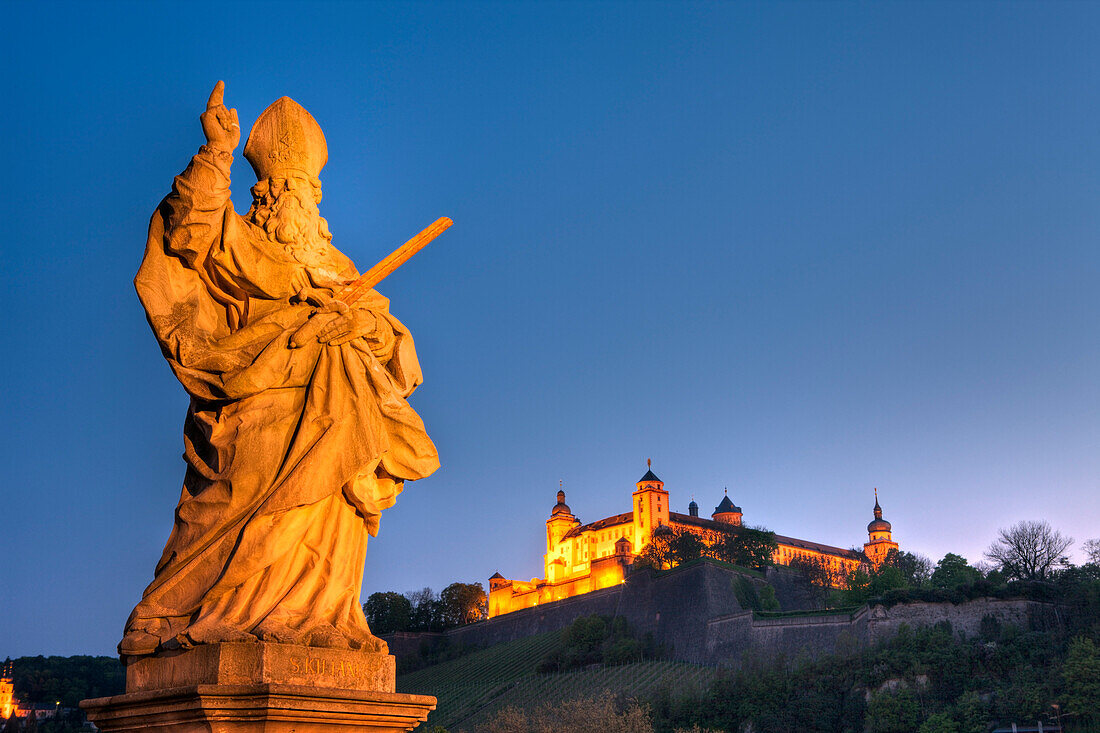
<box><xmin>488</xmin><ymin>470</ymin><xmax>897</xmax><ymax>617</ymax></box>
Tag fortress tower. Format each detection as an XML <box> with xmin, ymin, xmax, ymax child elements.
<box><xmin>632</xmin><ymin>461</ymin><xmax>669</xmax><ymax>552</ymax></box>
<box><xmin>711</xmin><ymin>490</ymin><xmax>743</xmax><ymax>526</ymax></box>
<box><xmin>863</xmin><ymin>489</ymin><xmax>898</xmax><ymax>566</ymax></box>
<box><xmin>545</xmin><ymin>489</ymin><xmax>580</xmax><ymax>582</ymax></box>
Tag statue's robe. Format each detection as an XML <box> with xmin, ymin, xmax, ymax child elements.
<box><xmin>120</xmin><ymin>145</ymin><xmax>439</xmax><ymax>656</ymax></box>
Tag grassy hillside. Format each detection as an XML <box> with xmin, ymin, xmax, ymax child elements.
<box><xmin>397</xmin><ymin>631</ymin><xmax>716</xmax><ymax>731</ymax></box>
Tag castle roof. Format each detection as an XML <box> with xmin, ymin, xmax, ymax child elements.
<box><xmin>563</xmin><ymin>512</ymin><xmax>633</xmax><ymax>539</ymax></box>
<box><xmin>713</xmin><ymin>495</ymin><xmax>742</xmax><ymax>514</ymax></box>
<box><xmin>868</xmin><ymin>517</ymin><xmax>892</xmax><ymax>533</ymax></box>
<box><xmin>668</xmin><ymin>512</ymin><xmax>863</xmax><ymax>561</ymax></box>
<box><xmin>771</xmin><ymin>533</ymin><xmax>864</xmax><ymax>561</ymax></box>
<box><xmin>639</xmin><ymin>469</ymin><xmax>662</xmax><ymax>483</ymax></box>
<box><xmin>551</xmin><ymin>489</ymin><xmax>573</xmax><ymax>517</ymax></box>
<box><xmin>867</xmin><ymin>490</ymin><xmax>891</xmax><ymax>533</ymax></box>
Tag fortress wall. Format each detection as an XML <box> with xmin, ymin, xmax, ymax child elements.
<box><xmin>388</xmin><ymin>561</ymin><xmax>1060</xmax><ymax>670</ymax></box>
<box><xmin>862</xmin><ymin>598</ymin><xmax>1057</xmax><ymax>644</ymax></box>
<box><xmin>626</xmin><ymin>561</ymin><xmax>750</xmax><ymax>662</ymax></box>
<box><xmin>704</xmin><ymin>599</ymin><xmax>1057</xmax><ymax>666</ymax></box>
<box><xmin>706</xmin><ymin>609</ymin><xmax>869</xmax><ymax>665</ymax></box>
<box><xmin>431</xmin><ymin>562</ymin><xmax>750</xmax><ymax>659</ymax></box>
<box><xmin>442</xmin><ymin>584</ymin><xmax>626</xmax><ymax>649</ymax></box>
<box><xmin>382</xmin><ymin>631</ymin><xmax>444</xmax><ymax>660</ymax></box>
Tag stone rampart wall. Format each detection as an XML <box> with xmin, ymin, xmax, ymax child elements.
<box><xmin>704</xmin><ymin>598</ymin><xmax>1056</xmax><ymax>665</ymax></box>
<box><xmin>440</xmin><ymin>561</ymin><xmax>751</xmax><ymax>660</ymax></box>
<box><xmin>863</xmin><ymin>598</ymin><xmax>1059</xmax><ymax>644</ymax></box>
<box><xmin>387</xmin><ymin>561</ymin><xmax>1060</xmax><ymax>668</ymax></box>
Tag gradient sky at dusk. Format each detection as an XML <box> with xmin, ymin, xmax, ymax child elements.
<box><xmin>2</xmin><ymin>2</ymin><xmax>1098</xmax><ymax>657</ymax></box>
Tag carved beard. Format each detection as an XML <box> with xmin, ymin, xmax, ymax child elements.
<box><xmin>248</xmin><ymin>188</ymin><xmax>333</xmax><ymax>251</ymax></box>
<box><xmin>247</xmin><ymin>188</ymin><xmax>349</xmax><ymax>285</ymax></box>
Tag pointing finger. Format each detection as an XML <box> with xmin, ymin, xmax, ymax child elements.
<box><xmin>207</xmin><ymin>80</ymin><xmax>225</xmax><ymax>110</ymax></box>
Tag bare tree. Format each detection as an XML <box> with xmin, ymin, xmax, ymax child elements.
<box><xmin>985</xmin><ymin>520</ymin><xmax>1073</xmax><ymax>580</ymax></box>
<box><xmin>1083</xmin><ymin>538</ymin><xmax>1100</xmax><ymax>565</ymax></box>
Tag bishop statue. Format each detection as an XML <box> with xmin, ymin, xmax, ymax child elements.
<box><xmin>120</xmin><ymin>82</ymin><xmax>440</xmax><ymax>659</ymax></box>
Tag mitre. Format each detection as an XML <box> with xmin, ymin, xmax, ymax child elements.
<box><xmin>243</xmin><ymin>96</ymin><xmax>328</xmax><ymax>181</ymax></box>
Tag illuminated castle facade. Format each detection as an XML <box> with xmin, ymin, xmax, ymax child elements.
<box><xmin>488</xmin><ymin>467</ymin><xmax>897</xmax><ymax>617</ymax></box>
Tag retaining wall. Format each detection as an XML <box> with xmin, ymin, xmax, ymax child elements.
<box><xmin>385</xmin><ymin>561</ymin><xmax>1059</xmax><ymax>667</ymax></box>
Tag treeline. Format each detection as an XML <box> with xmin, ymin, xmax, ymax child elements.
<box><xmin>4</xmin><ymin>655</ymin><xmax>122</xmax><ymax>709</ymax></box>
<box><xmin>362</xmin><ymin>582</ymin><xmax>487</xmax><ymax>634</ymax></box>
<box><xmin>789</xmin><ymin>520</ymin><xmax>1099</xmax><ymax>614</ymax></box>
<box><xmin>638</xmin><ymin>520</ymin><xmax>1096</xmax><ymax>614</ymax></box>
<box><xmin>637</xmin><ymin>525</ymin><xmax>779</xmax><ymax>572</ymax></box>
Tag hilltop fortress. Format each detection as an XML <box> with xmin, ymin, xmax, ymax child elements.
<box><xmin>488</xmin><ymin>465</ymin><xmax>898</xmax><ymax>617</ymax></box>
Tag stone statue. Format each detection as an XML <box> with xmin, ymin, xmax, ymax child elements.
<box><xmin>120</xmin><ymin>82</ymin><xmax>440</xmax><ymax>659</ymax></box>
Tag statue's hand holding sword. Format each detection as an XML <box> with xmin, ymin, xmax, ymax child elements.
<box><xmin>289</xmin><ymin>216</ymin><xmax>453</xmax><ymax>348</ymax></box>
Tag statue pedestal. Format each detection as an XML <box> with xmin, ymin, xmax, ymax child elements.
<box><xmin>81</xmin><ymin>642</ymin><xmax>435</xmax><ymax>732</ymax></box>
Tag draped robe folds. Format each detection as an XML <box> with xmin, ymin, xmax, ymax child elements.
<box><xmin>120</xmin><ymin>145</ymin><xmax>439</xmax><ymax>657</ymax></box>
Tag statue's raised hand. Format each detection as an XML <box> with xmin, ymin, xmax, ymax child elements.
<box><xmin>200</xmin><ymin>80</ymin><xmax>240</xmax><ymax>153</ymax></box>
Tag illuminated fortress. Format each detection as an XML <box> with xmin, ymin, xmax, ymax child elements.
<box><xmin>488</xmin><ymin>465</ymin><xmax>897</xmax><ymax>617</ymax></box>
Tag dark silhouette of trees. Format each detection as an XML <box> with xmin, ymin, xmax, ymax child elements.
<box><xmin>363</xmin><ymin>583</ymin><xmax>486</xmax><ymax>633</ymax></box>
<box><xmin>438</xmin><ymin>582</ymin><xmax>487</xmax><ymax>626</ymax></box>
<box><xmin>363</xmin><ymin>591</ymin><xmax>413</xmax><ymax>634</ymax></box>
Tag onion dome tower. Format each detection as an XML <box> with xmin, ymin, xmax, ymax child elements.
<box><xmin>547</xmin><ymin>486</ymin><xmax>578</xmax><ymax>551</ymax></box>
<box><xmin>688</xmin><ymin>498</ymin><xmax>699</xmax><ymax>517</ymax></box>
<box><xmin>545</xmin><ymin>484</ymin><xmax>580</xmax><ymax>582</ymax></box>
<box><xmin>712</xmin><ymin>489</ymin><xmax>743</xmax><ymax>526</ymax></box>
<box><xmin>863</xmin><ymin>488</ymin><xmax>899</xmax><ymax>566</ymax></box>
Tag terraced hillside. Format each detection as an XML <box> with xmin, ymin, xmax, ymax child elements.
<box><xmin>397</xmin><ymin>632</ymin><xmax>718</xmax><ymax>731</ymax></box>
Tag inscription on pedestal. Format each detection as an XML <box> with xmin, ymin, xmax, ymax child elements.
<box><xmin>126</xmin><ymin>642</ymin><xmax>396</xmax><ymax>694</ymax></box>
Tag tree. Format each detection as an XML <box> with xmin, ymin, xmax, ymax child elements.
<box><xmin>930</xmin><ymin>553</ymin><xmax>983</xmax><ymax>588</ymax></box>
<box><xmin>636</xmin><ymin>531</ymin><xmax>677</xmax><ymax>570</ymax></box>
<box><xmin>1082</xmin><ymin>538</ymin><xmax>1100</xmax><ymax>565</ymax></box>
<box><xmin>882</xmin><ymin>549</ymin><xmax>932</xmax><ymax>587</ymax></box>
<box><xmin>668</xmin><ymin>529</ymin><xmax>707</xmax><ymax>565</ymax></box>
<box><xmin>404</xmin><ymin>587</ymin><xmax>440</xmax><ymax>631</ymax></box>
<box><xmin>711</xmin><ymin>526</ymin><xmax>779</xmax><ymax>571</ymax></box>
<box><xmin>1063</xmin><ymin>635</ymin><xmax>1100</xmax><ymax>722</ymax></box>
<box><xmin>918</xmin><ymin>712</ymin><xmax>960</xmax><ymax>733</ymax></box>
<box><xmin>363</xmin><ymin>591</ymin><xmax>412</xmax><ymax>634</ymax></box>
<box><xmin>844</xmin><ymin>560</ymin><xmax>908</xmax><ymax>605</ymax></box>
<box><xmin>438</xmin><ymin>582</ymin><xmax>487</xmax><ymax>627</ymax></box>
<box><xmin>789</xmin><ymin>555</ymin><xmax>841</xmax><ymax>607</ymax></box>
<box><xmin>985</xmin><ymin>520</ymin><xmax>1073</xmax><ymax>581</ymax></box>
<box><xmin>758</xmin><ymin>584</ymin><xmax>780</xmax><ymax>611</ymax></box>
<box><xmin>865</xmin><ymin>689</ymin><xmax>920</xmax><ymax>733</ymax></box>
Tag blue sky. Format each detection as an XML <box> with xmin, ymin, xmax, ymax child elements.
<box><xmin>1</xmin><ymin>1</ymin><xmax>1098</xmax><ymax>657</ymax></box>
